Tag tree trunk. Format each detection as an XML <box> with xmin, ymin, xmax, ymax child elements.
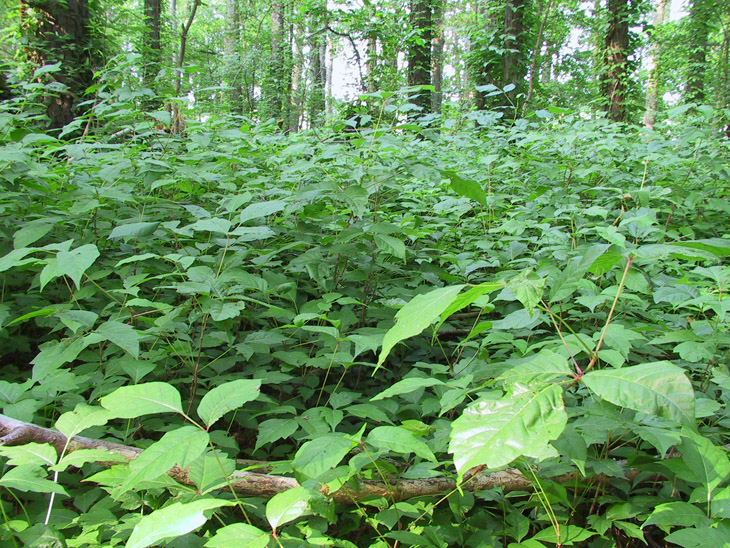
<box><xmin>0</xmin><ymin>413</ymin><xmax>643</xmax><ymax>504</ymax></box>
<box><xmin>431</xmin><ymin>0</ymin><xmax>445</xmax><ymax>113</ymax></box>
<box><xmin>265</xmin><ymin>1</ymin><xmax>291</xmax><ymax>129</ymax></box>
<box><xmin>601</xmin><ymin>0</ymin><xmax>630</xmax><ymax>122</ymax></box>
<box><xmin>643</xmin><ymin>0</ymin><xmax>668</xmax><ymax>128</ymax></box>
<box><xmin>523</xmin><ymin>0</ymin><xmax>553</xmax><ymax>115</ymax></box>
<box><xmin>308</xmin><ymin>1</ymin><xmax>327</xmax><ymax>126</ymax></box>
<box><xmin>224</xmin><ymin>0</ymin><xmax>243</xmax><ymax>113</ymax></box>
<box><xmin>407</xmin><ymin>0</ymin><xmax>433</xmax><ymax>113</ymax></box>
<box><xmin>171</xmin><ymin>0</ymin><xmax>200</xmax><ymax>134</ymax></box>
<box><xmin>502</xmin><ymin>0</ymin><xmax>527</xmax><ymax>109</ymax></box>
<box><xmin>21</xmin><ymin>0</ymin><xmax>98</xmax><ymax>129</ymax></box>
<box><xmin>685</xmin><ymin>0</ymin><xmax>711</xmax><ymax>105</ymax></box>
<box><xmin>143</xmin><ymin>0</ymin><xmax>162</xmax><ymax>82</ymax></box>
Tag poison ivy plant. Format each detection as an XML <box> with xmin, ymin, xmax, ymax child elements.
<box><xmin>0</xmin><ymin>91</ymin><xmax>729</xmax><ymax>548</ymax></box>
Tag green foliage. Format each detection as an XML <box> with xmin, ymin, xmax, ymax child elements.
<box><xmin>1</xmin><ymin>91</ymin><xmax>730</xmax><ymax>548</ymax></box>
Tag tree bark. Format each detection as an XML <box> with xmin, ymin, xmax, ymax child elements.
<box><xmin>601</xmin><ymin>0</ymin><xmax>631</xmax><ymax>122</ymax></box>
<box><xmin>407</xmin><ymin>0</ymin><xmax>433</xmax><ymax>113</ymax></box>
<box><xmin>431</xmin><ymin>0</ymin><xmax>445</xmax><ymax>113</ymax></box>
<box><xmin>643</xmin><ymin>0</ymin><xmax>668</xmax><ymax>128</ymax></box>
<box><xmin>0</xmin><ymin>413</ymin><xmax>641</xmax><ymax>504</ymax></box>
<box><xmin>21</xmin><ymin>0</ymin><xmax>97</xmax><ymax>129</ymax></box>
<box><xmin>224</xmin><ymin>0</ymin><xmax>243</xmax><ymax>113</ymax></box>
<box><xmin>523</xmin><ymin>0</ymin><xmax>553</xmax><ymax>115</ymax></box>
<box><xmin>685</xmin><ymin>0</ymin><xmax>711</xmax><ymax>105</ymax></box>
<box><xmin>171</xmin><ymin>0</ymin><xmax>200</xmax><ymax>134</ymax></box>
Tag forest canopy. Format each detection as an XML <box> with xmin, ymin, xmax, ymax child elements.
<box><xmin>0</xmin><ymin>0</ymin><xmax>729</xmax><ymax>547</ymax></box>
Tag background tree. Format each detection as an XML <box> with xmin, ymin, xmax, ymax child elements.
<box><xmin>407</xmin><ymin>0</ymin><xmax>433</xmax><ymax>113</ymax></box>
<box><xmin>20</xmin><ymin>0</ymin><xmax>103</xmax><ymax>129</ymax></box>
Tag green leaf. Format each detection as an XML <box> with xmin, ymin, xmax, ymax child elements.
<box><xmin>530</xmin><ymin>525</ymin><xmax>596</xmax><ymax>545</ymax></box>
<box><xmin>664</xmin><ymin>526</ymin><xmax>730</xmax><ymax>548</ymax></box>
<box><xmin>367</xmin><ymin>426</ymin><xmax>436</xmax><ymax>462</ymax></box>
<box><xmin>125</xmin><ymin>499</ymin><xmax>232</xmax><ymax>548</ymax></box>
<box><xmin>449</xmin><ymin>384</ymin><xmax>567</xmax><ymax>478</ymax></box>
<box><xmin>292</xmin><ymin>434</ymin><xmax>355</xmax><ymax>480</ymax></box>
<box><xmin>266</xmin><ymin>486</ymin><xmax>313</xmax><ymax>533</ymax></box>
<box><xmin>204</xmin><ymin>523</ymin><xmax>270</xmax><ymax>548</ymax></box>
<box><xmin>189</xmin><ymin>218</ymin><xmax>232</xmax><ymax>234</ymax></box>
<box><xmin>56</xmin><ymin>244</ymin><xmax>100</xmax><ymax>289</ymax></box>
<box><xmin>371</xmin><ymin>377</ymin><xmax>445</xmax><ymax>401</ymax></box>
<box><xmin>678</xmin><ymin>430</ymin><xmax>730</xmax><ymax>494</ymax></box>
<box><xmin>239</xmin><ymin>199</ymin><xmax>287</xmax><ymax>223</ymax></box>
<box><xmin>109</xmin><ymin>222</ymin><xmax>160</xmax><ymax>239</ymax></box>
<box><xmin>118</xmin><ymin>426</ymin><xmax>209</xmax><ymax>494</ymax></box>
<box><xmin>100</xmin><ymin>382</ymin><xmax>183</xmax><ymax>418</ymax></box>
<box><xmin>582</xmin><ymin>361</ymin><xmax>695</xmax><ymax>427</ymax></box>
<box><xmin>0</xmin><ymin>465</ymin><xmax>68</xmax><ymax>494</ymax></box>
<box><xmin>0</xmin><ymin>443</ymin><xmax>57</xmax><ymax>467</ymax></box>
<box><xmin>197</xmin><ymin>379</ymin><xmax>261</xmax><ymax>429</ymax></box>
<box><xmin>442</xmin><ymin>170</ymin><xmax>487</xmax><ymax>206</ymax></box>
<box><xmin>190</xmin><ymin>453</ymin><xmax>236</xmax><ymax>495</ymax></box>
<box><xmin>497</xmin><ymin>350</ymin><xmax>573</xmax><ymax>388</ymax></box>
<box><xmin>377</xmin><ymin>285</ymin><xmax>465</xmax><ymax>368</ymax></box>
<box><xmin>55</xmin><ymin>403</ymin><xmax>112</xmax><ymax>439</ymax></box>
<box><xmin>508</xmin><ymin>270</ymin><xmax>545</xmax><ymax>313</ymax></box>
<box><xmin>643</xmin><ymin>502</ymin><xmax>713</xmax><ymax>529</ymax></box>
<box><xmin>255</xmin><ymin>418</ymin><xmax>299</xmax><ymax>451</ymax></box>
<box><xmin>14</xmin><ymin>222</ymin><xmax>53</xmax><ymax>248</ymax></box>
<box><xmin>52</xmin><ymin>449</ymin><xmax>127</xmax><ymax>472</ymax></box>
<box><xmin>374</xmin><ymin>234</ymin><xmax>406</xmax><ymax>260</ymax></box>
<box><xmin>93</xmin><ymin>321</ymin><xmax>142</xmax><ymax>358</ymax></box>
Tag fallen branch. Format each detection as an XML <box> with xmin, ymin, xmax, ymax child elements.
<box><xmin>0</xmin><ymin>413</ymin><xmax>635</xmax><ymax>504</ymax></box>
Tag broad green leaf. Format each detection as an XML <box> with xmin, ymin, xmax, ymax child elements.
<box><xmin>371</xmin><ymin>377</ymin><xmax>444</xmax><ymax>401</ymax></box>
<box><xmin>678</xmin><ymin>430</ymin><xmax>730</xmax><ymax>495</ymax></box>
<box><xmin>115</xmin><ymin>252</ymin><xmax>159</xmax><ymax>267</ymax></box>
<box><xmin>52</xmin><ymin>449</ymin><xmax>127</xmax><ymax>472</ymax></box>
<box><xmin>14</xmin><ymin>222</ymin><xmax>53</xmax><ymax>249</ymax></box>
<box><xmin>508</xmin><ymin>270</ymin><xmax>545</xmax><ymax>313</ymax></box>
<box><xmin>374</xmin><ymin>234</ymin><xmax>406</xmax><ymax>260</ymax></box>
<box><xmin>6</xmin><ymin>307</ymin><xmax>55</xmax><ymax>327</ymax></box>
<box><xmin>125</xmin><ymin>499</ymin><xmax>232</xmax><ymax>548</ymax></box>
<box><xmin>643</xmin><ymin>502</ymin><xmax>713</xmax><ymax>528</ymax></box>
<box><xmin>0</xmin><ymin>247</ymin><xmax>39</xmax><ymax>273</ymax></box>
<box><xmin>292</xmin><ymin>434</ymin><xmax>355</xmax><ymax>480</ymax></box>
<box><xmin>197</xmin><ymin>379</ymin><xmax>261</xmax><ymax>429</ymax></box>
<box><xmin>449</xmin><ymin>384</ymin><xmax>566</xmax><ymax>478</ymax></box>
<box><xmin>664</xmin><ymin>526</ymin><xmax>730</xmax><ymax>548</ymax></box>
<box><xmin>56</xmin><ymin>244</ymin><xmax>100</xmax><ymax>289</ymax></box>
<box><xmin>118</xmin><ymin>426</ymin><xmax>209</xmax><ymax>494</ymax></box>
<box><xmin>100</xmin><ymin>382</ymin><xmax>183</xmax><ymax>418</ymax></box>
<box><xmin>497</xmin><ymin>350</ymin><xmax>573</xmax><ymax>388</ymax></box>
<box><xmin>189</xmin><ymin>453</ymin><xmax>236</xmax><ymax>495</ymax></box>
<box><xmin>204</xmin><ymin>523</ymin><xmax>270</xmax><ymax>548</ymax></box>
<box><xmin>239</xmin><ymin>199</ymin><xmax>287</xmax><ymax>223</ymax></box>
<box><xmin>438</xmin><ymin>282</ymin><xmax>503</xmax><ymax>325</ymax></box>
<box><xmin>367</xmin><ymin>426</ymin><xmax>436</xmax><ymax>462</ymax></box>
<box><xmin>55</xmin><ymin>309</ymin><xmax>98</xmax><ymax>334</ymax></box>
<box><xmin>93</xmin><ymin>321</ymin><xmax>142</xmax><ymax>358</ymax></box>
<box><xmin>548</xmin><ymin>245</ymin><xmax>610</xmax><ymax>303</ymax></box>
<box><xmin>582</xmin><ymin>362</ymin><xmax>695</xmax><ymax>427</ymax></box>
<box><xmin>255</xmin><ymin>418</ymin><xmax>299</xmax><ymax>451</ymax></box>
<box><xmin>109</xmin><ymin>222</ymin><xmax>160</xmax><ymax>239</ymax></box>
<box><xmin>530</xmin><ymin>525</ymin><xmax>596</xmax><ymax>545</ymax></box>
<box><xmin>0</xmin><ymin>465</ymin><xmax>68</xmax><ymax>494</ymax></box>
<box><xmin>189</xmin><ymin>218</ymin><xmax>232</xmax><ymax>234</ymax></box>
<box><xmin>55</xmin><ymin>403</ymin><xmax>112</xmax><ymax>439</ymax></box>
<box><xmin>441</xmin><ymin>170</ymin><xmax>487</xmax><ymax>206</ymax></box>
<box><xmin>378</xmin><ymin>285</ymin><xmax>465</xmax><ymax>368</ymax></box>
<box><xmin>0</xmin><ymin>443</ymin><xmax>57</xmax><ymax>467</ymax></box>
<box><xmin>266</xmin><ymin>486</ymin><xmax>313</xmax><ymax>533</ymax></box>
<box><xmin>31</xmin><ymin>337</ymin><xmax>90</xmax><ymax>381</ymax></box>
<box><xmin>208</xmin><ymin>300</ymin><xmax>246</xmax><ymax>321</ymax></box>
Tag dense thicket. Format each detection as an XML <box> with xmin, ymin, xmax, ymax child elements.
<box><xmin>0</xmin><ymin>1</ymin><xmax>730</xmax><ymax>548</ymax></box>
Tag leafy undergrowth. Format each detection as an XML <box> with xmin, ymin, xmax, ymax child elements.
<box><xmin>1</xmin><ymin>97</ymin><xmax>730</xmax><ymax>548</ymax></box>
